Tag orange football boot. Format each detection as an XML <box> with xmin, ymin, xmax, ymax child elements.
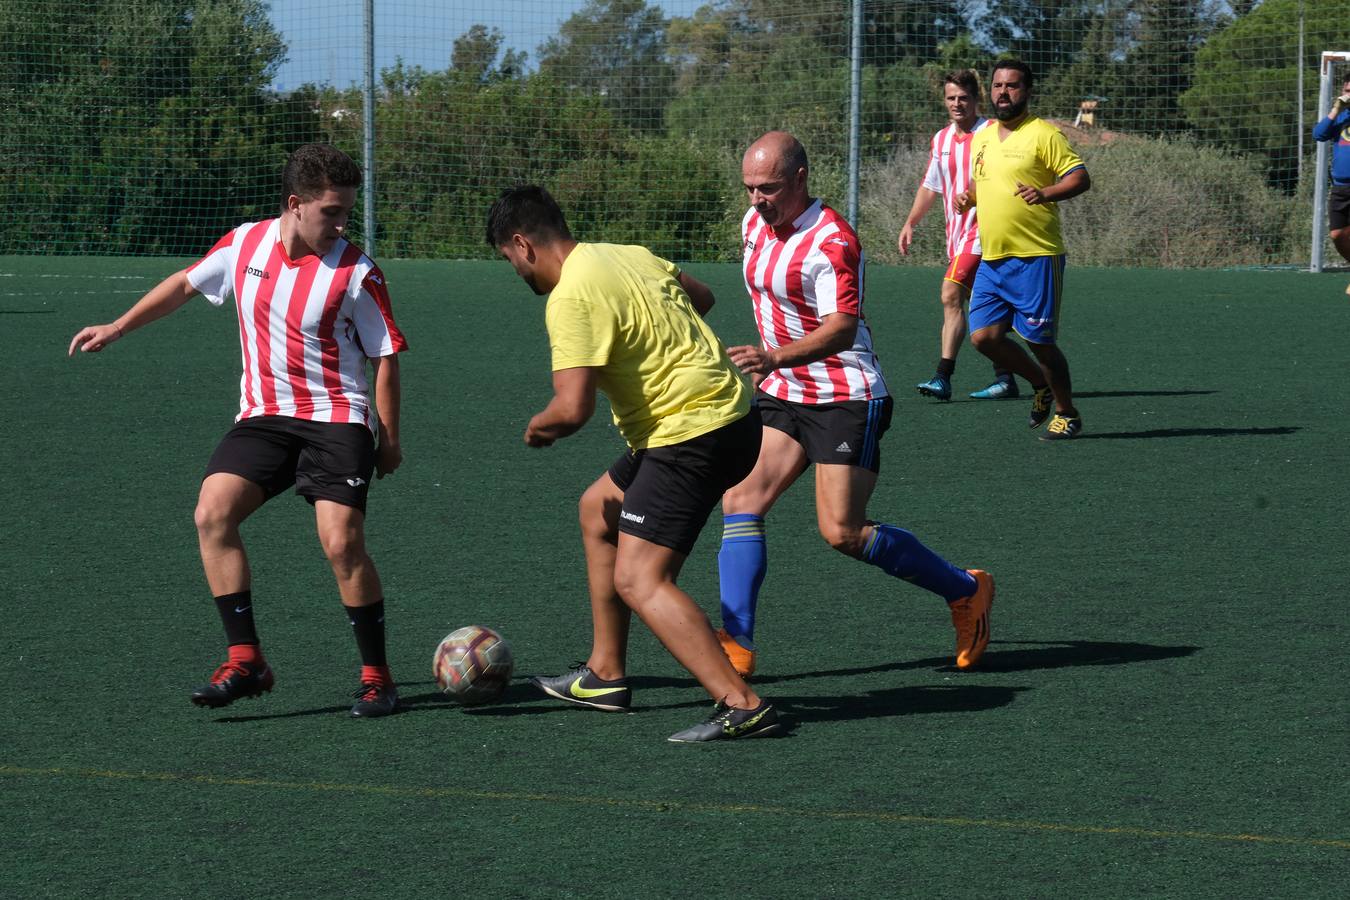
<box><xmin>949</xmin><ymin>570</ymin><xmax>994</xmax><ymax>670</ymax></box>
<box><xmin>716</xmin><ymin>628</ymin><xmax>757</xmax><ymax>677</ymax></box>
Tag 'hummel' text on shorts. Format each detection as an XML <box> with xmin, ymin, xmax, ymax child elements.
<box><xmin>607</xmin><ymin>412</ymin><xmax>761</xmax><ymax>556</ymax></box>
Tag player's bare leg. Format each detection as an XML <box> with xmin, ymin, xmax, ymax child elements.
<box><xmin>970</xmin><ymin>322</ymin><xmax>1042</xmax><ymax>386</ymax></box>
<box><xmin>721</xmin><ymin>425</ymin><xmax>809</xmax><ymax>518</ymax></box>
<box><xmin>939</xmin><ymin>279</ymin><xmax>970</xmax><ymax>362</ymax></box>
<box><xmin>816</xmin><ymin>463</ymin><xmax>991</xmax><ymax>668</ymax></box>
<box><xmin>315</xmin><ymin>500</ymin><xmax>382</xmax><ymax>605</ymax></box>
<box><xmin>190</xmin><ymin>472</ymin><xmax>272</xmax><ymax>708</ymax></box>
<box><xmin>612</xmin><ymin>534</ymin><xmax>759</xmax><ymax>710</ymax></box>
<box><xmin>717</xmin><ymin>426</ymin><xmax>808</xmax><ymax>672</ymax></box>
<box><xmin>813</xmin><ymin>463</ymin><xmax>876</xmax><ymax>559</ymax></box>
<box><xmin>1025</xmin><ymin>340</ymin><xmax>1077</xmax><ymax>417</ymax></box>
<box><xmin>1331</xmin><ymin>226</ymin><xmax>1350</xmax><ymax>263</ymax></box>
<box><xmin>1331</xmin><ymin>227</ymin><xmax>1350</xmax><ymax>294</ymax></box>
<box><xmin>194</xmin><ymin>472</ymin><xmax>266</xmax><ymax>594</ymax></box>
<box><xmin>315</xmin><ymin>499</ymin><xmax>398</xmax><ymax>716</ymax></box>
<box><xmin>577</xmin><ymin>472</ymin><xmax>631</xmax><ymax>680</ymax></box>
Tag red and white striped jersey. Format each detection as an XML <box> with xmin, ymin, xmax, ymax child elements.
<box><xmin>741</xmin><ymin>200</ymin><xmax>887</xmax><ymax>404</ymax></box>
<box><xmin>186</xmin><ymin>219</ymin><xmax>408</xmax><ymax>433</ymax></box>
<box><xmin>922</xmin><ymin>118</ymin><xmax>990</xmax><ymax>259</ymax></box>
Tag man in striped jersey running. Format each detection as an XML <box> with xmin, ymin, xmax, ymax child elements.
<box><xmin>714</xmin><ymin>131</ymin><xmax>994</xmax><ymax>679</ymax></box>
<box><xmin>68</xmin><ymin>144</ymin><xmax>408</xmax><ymax>717</ymax></box>
<box><xmin>900</xmin><ymin>70</ymin><xmax>1015</xmax><ymax>402</ymax></box>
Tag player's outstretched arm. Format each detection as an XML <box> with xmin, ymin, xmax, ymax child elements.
<box><xmin>678</xmin><ymin>271</ymin><xmax>715</xmax><ymax>317</ymax></box>
<box><xmin>67</xmin><ymin>269</ymin><xmax>197</xmax><ymax>356</ymax></box>
<box><xmin>372</xmin><ymin>354</ymin><xmax>403</xmax><ymax>478</ymax></box>
<box><xmin>899</xmin><ymin>187</ymin><xmax>939</xmax><ymax>256</ymax></box>
<box><xmin>524</xmin><ymin>366</ymin><xmax>598</xmax><ymax>448</ymax></box>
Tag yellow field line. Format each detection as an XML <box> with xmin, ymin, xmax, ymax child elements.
<box><xmin>3</xmin><ymin>764</ymin><xmax>1346</xmax><ymax>851</ymax></box>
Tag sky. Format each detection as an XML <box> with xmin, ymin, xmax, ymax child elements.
<box><xmin>268</xmin><ymin>0</ymin><xmax>708</xmax><ymax>92</ymax></box>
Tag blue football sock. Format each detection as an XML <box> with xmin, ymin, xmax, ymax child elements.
<box><xmin>863</xmin><ymin>523</ymin><xmax>977</xmax><ymax>603</ymax></box>
<box><xmin>717</xmin><ymin>514</ymin><xmax>767</xmax><ymax>647</ymax></box>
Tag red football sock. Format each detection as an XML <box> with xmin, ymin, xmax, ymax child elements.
<box><xmin>361</xmin><ymin>664</ymin><xmax>393</xmax><ymax>687</ymax></box>
<box><xmin>227</xmin><ymin>643</ymin><xmax>264</xmax><ymax>665</ymax></box>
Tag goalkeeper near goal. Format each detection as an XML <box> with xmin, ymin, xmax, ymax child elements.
<box><xmin>1313</xmin><ymin>72</ymin><xmax>1350</xmax><ymax>294</ymax></box>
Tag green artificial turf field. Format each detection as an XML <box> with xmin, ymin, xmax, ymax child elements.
<box><xmin>3</xmin><ymin>255</ymin><xmax>1347</xmax><ymax>897</ymax></box>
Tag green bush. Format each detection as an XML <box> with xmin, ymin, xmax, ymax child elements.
<box><xmin>1066</xmin><ymin>136</ymin><xmax>1296</xmax><ymax>267</ymax></box>
<box><xmin>857</xmin><ymin>133</ymin><xmax>1299</xmax><ymax>268</ymax></box>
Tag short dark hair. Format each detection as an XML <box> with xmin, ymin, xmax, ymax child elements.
<box><xmin>281</xmin><ymin>143</ymin><xmax>361</xmax><ymax>207</ymax></box>
<box><xmin>781</xmin><ymin>137</ymin><xmax>809</xmax><ymax>179</ymax></box>
<box><xmin>990</xmin><ymin>57</ymin><xmax>1034</xmax><ymax>92</ymax></box>
<box><xmin>942</xmin><ymin>69</ymin><xmax>981</xmax><ymax>99</ymax></box>
<box><xmin>485</xmin><ymin>185</ymin><xmax>572</xmax><ymax>248</ymax></box>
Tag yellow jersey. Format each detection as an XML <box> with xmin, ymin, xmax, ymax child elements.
<box><xmin>969</xmin><ymin>115</ymin><xmax>1085</xmax><ymax>259</ymax></box>
<box><xmin>546</xmin><ymin>242</ymin><xmax>749</xmax><ymax>450</ymax></box>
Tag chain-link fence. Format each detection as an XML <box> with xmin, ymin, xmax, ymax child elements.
<box><xmin>2</xmin><ymin>0</ymin><xmax>1348</xmax><ymax>266</ymax></box>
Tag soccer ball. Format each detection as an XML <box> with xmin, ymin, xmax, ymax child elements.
<box><xmin>433</xmin><ymin>625</ymin><xmax>514</xmax><ymax>705</ymax></box>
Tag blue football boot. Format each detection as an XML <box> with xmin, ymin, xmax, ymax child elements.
<box><xmin>916</xmin><ymin>375</ymin><xmax>952</xmax><ymax>401</ymax></box>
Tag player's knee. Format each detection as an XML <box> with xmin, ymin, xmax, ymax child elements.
<box><xmin>939</xmin><ymin>283</ymin><xmax>965</xmax><ymax>310</ymax></box>
<box><xmin>319</xmin><ymin>527</ymin><xmax>366</xmax><ymax>572</ymax></box>
<box><xmin>578</xmin><ymin>485</ymin><xmax>620</xmax><ymax>541</ymax></box>
<box><xmin>969</xmin><ymin>328</ymin><xmax>1000</xmax><ymax>354</ymax></box>
<box><xmin>819</xmin><ymin>521</ymin><xmax>867</xmax><ymax>558</ymax></box>
<box><xmin>612</xmin><ymin>561</ymin><xmax>656</xmax><ymax>608</ymax></box>
<box><xmin>193</xmin><ymin>498</ymin><xmax>234</xmax><ymax>540</ymax></box>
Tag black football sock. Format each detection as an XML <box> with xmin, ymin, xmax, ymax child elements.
<box><xmin>345</xmin><ymin>600</ymin><xmax>388</xmax><ymax>667</ymax></box>
<box><xmin>936</xmin><ymin>357</ymin><xmax>956</xmax><ymax>378</ymax></box>
<box><xmin>214</xmin><ymin>590</ymin><xmax>259</xmax><ymax>647</ymax></box>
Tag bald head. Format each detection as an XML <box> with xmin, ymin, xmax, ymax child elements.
<box><xmin>744</xmin><ymin>131</ymin><xmax>808</xmax><ymax>177</ymax></box>
<box><xmin>742</xmin><ymin>131</ymin><xmax>811</xmax><ymax>230</ymax></box>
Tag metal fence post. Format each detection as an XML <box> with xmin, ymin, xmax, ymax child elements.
<box><xmin>1312</xmin><ymin>54</ymin><xmax>1332</xmax><ymax>273</ymax></box>
<box><xmin>847</xmin><ymin>0</ymin><xmax>862</xmax><ymax>226</ymax></box>
<box><xmin>363</xmin><ymin>0</ymin><xmax>376</xmax><ymax>255</ymax></box>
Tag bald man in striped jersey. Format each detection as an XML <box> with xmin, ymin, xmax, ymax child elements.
<box><xmin>714</xmin><ymin>131</ymin><xmax>994</xmax><ymax>679</ymax></box>
<box><xmin>69</xmin><ymin>144</ymin><xmax>408</xmax><ymax>718</ymax></box>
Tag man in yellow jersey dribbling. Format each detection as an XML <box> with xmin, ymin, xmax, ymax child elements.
<box><xmin>486</xmin><ymin>185</ymin><xmax>781</xmax><ymax>743</ymax></box>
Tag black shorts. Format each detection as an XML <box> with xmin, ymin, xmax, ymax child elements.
<box><xmin>1329</xmin><ymin>184</ymin><xmax>1350</xmax><ymax>231</ymax></box>
<box><xmin>205</xmin><ymin>416</ymin><xmax>377</xmax><ymax>512</ymax></box>
<box><xmin>756</xmin><ymin>393</ymin><xmax>893</xmax><ymax>473</ymax></box>
<box><xmin>607</xmin><ymin>413</ymin><xmax>762</xmax><ymax>556</ymax></box>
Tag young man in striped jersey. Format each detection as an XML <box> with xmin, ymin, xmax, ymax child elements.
<box><xmin>900</xmin><ymin>70</ymin><xmax>1015</xmax><ymax>401</ymax></box>
<box><xmin>489</xmin><ymin>185</ymin><xmax>780</xmax><ymax>742</ymax></box>
<box><xmin>68</xmin><ymin>144</ymin><xmax>408</xmax><ymax>717</ymax></box>
<box><xmin>714</xmin><ymin>131</ymin><xmax>994</xmax><ymax>678</ymax></box>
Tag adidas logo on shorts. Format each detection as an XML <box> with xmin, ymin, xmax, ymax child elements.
<box><xmin>835</xmin><ymin>442</ymin><xmax>851</xmax><ymax>453</ymax></box>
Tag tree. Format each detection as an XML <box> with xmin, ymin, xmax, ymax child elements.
<box><xmin>451</xmin><ymin>24</ymin><xmax>527</xmax><ymax>83</ymax></box>
<box><xmin>1180</xmin><ymin>0</ymin><xmax>1350</xmax><ymax>189</ymax></box>
<box><xmin>0</xmin><ymin>0</ymin><xmax>301</xmax><ymax>253</ymax></box>
<box><xmin>537</xmin><ymin>0</ymin><xmax>675</xmax><ymax>132</ymax></box>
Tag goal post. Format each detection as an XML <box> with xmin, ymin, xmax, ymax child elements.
<box><xmin>1312</xmin><ymin>50</ymin><xmax>1350</xmax><ymax>272</ymax></box>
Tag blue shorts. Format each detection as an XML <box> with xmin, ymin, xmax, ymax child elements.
<box><xmin>968</xmin><ymin>254</ymin><xmax>1066</xmax><ymax>345</ymax></box>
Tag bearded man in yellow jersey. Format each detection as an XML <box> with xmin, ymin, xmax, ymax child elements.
<box><xmin>954</xmin><ymin>59</ymin><xmax>1091</xmax><ymax>440</ymax></box>
<box><xmin>486</xmin><ymin>185</ymin><xmax>781</xmax><ymax>743</ymax></box>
